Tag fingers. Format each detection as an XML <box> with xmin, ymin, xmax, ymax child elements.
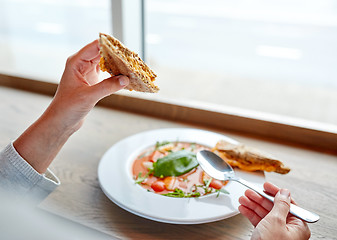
<box><xmin>239</xmin><ymin>182</ymin><xmax>282</xmax><ymax>226</ymax></box>
<box><xmin>244</xmin><ymin>189</ymin><xmax>274</xmax><ymax>212</ymax></box>
<box><xmin>76</xmin><ymin>39</ymin><xmax>100</xmax><ymax>62</ymax></box>
<box><xmin>66</xmin><ymin>40</ymin><xmax>101</xmax><ymax>75</ymax></box>
<box><xmin>264</xmin><ymin>182</ymin><xmax>297</xmax><ymax>205</ymax></box>
<box><xmin>89</xmin><ymin>75</ymin><xmax>129</xmax><ymax>101</ymax></box>
<box><xmin>240</xmin><ymin>182</ymin><xmax>280</xmax><ymax>216</ymax></box>
<box><xmin>240</xmin><ymin>182</ymin><xmax>300</xmax><ymax>230</ymax></box>
<box><xmin>268</xmin><ymin>189</ymin><xmax>291</xmax><ymax>224</ymax></box>
<box><xmin>239</xmin><ymin>195</ymin><xmax>269</xmax><ymax>219</ymax></box>
<box><xmin>238</xmin><ymin>205</ymin><xmax>262</xmax><ymax>227</ymax></box>
<box><xmin>263</xmin><ymin>182</ymin><xmax>280</xmax><ymax>196</ymax></box>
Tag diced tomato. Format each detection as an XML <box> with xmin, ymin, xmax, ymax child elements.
<box><xmin>148</xmin><ymin>150</ymin><xmax>162</xmax><ymax>162</ymax></box>
<box><xmin>151</xmin><ymin>180</ymin><xmax>165</xmax><ymax>192</ymax></box>
<box><xmin>163</xmin><ymin>176</ymin><xmax>177</xmax><ymax>191</ymax></box>
<box><xmin>209</xmin><ymin>179</ymin><xmax>223</xmax><ymax>190</ymax></box>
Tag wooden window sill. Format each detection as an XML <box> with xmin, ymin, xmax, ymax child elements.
<box><xmin>1</xmin><ymin>73</ymin><xmax>336</xmax><ymax>153</ymax></box>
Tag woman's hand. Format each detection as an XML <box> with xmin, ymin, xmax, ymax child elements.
<box><xmin>49</xmin><ymin>39</ymin><xmax>129</xmax><ymax>131</ymax></box>
<box><xmin>239</xmin><ymin>182</ymin><xmax>311</xmax><ymax>240</ymax></box>
<box><xmin>14</xmin><ymin>40</ymin><xmax>129</xmax><ymax>173</ymax></box>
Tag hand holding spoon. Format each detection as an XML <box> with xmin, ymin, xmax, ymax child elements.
<box><xmin>196</xmin><ymin>150</ymin><xmax>320</xmax><ymax>223</ymax></box>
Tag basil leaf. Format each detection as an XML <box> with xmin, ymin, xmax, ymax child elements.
<box><xmin>153</xmin><ymin>150</ymin><xmax>199</xmax><ymax>177</ymax></box>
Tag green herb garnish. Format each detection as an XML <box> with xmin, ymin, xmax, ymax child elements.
<box><xmin>204</xmin><ymin>178</ymin><xmax>212</xmax><ymax>189</ymax></box>
<box><xmin>135</xmin><ymin>172</ymin><xmax>147</xmax><ymax>184</ymax></box>
<box><xmin>134</xmin><ymin>168</ymin><xmax>154</xmax><ymax>184</ymax></box>
<box><xmin>155</xmin><ymin>141</ymin><xmax>171</xmax><ymax>150</ymax></box>
<box><xmin>190</xmin><ymin>143</ymin><xmax>196</xmax><ymax>151</ymax></box>
<box><xmin>162</xmin><ymin>188</ymin><xmax>201</xmax><ymax>198</ymax></box>
<box><xmin>216</xmin><ymin>188</ymin><xmax>230</xmax><ymax>197</ymax></box>
<box><xmin>153</xmin><ymin>150</ymin><xmax>199</xmax><ymax>177</ymax></box>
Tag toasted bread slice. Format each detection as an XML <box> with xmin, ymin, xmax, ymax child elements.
<box><xmin>99</xmin><ymin>33</ymin><xmax>159</xmax><ymax>93</ymax></box>
<box><xmin>212</xmin><ymin>140</ymin><xmax>290</xmax><ymax>174</ymax></box>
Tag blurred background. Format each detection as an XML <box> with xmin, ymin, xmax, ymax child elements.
<box><xmin>0</xmin><ymin>0</ymin><xmax>336</xmax><ymax>125</ymax></box>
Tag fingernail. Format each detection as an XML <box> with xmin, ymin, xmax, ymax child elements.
<box><xmin>118</xmin><ymin>76</ymin><xmax>129</xmax><ymax>87</ymax></box>
<box><xmin>280</xmin><ymin>189</ymin><xmax>290</xmax><ymax>198</ymax></box>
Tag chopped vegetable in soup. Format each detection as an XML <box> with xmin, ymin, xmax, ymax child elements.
<box><xmin>132</xmin><ymin>141</ymin><xmax>229</xmax><ymax>197</ymax></box>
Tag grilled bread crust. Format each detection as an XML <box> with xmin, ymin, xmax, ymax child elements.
<box><xmin>99</xmin><ymin>33</ymin><xmax>159</xmax><ymax>93</ymax></box>
<box><xmin>212</xmin><ymin>140</ymin><xmax>290</xmax><ymax>174</ymax></box>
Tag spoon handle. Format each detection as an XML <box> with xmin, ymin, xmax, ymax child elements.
<box><xmin>234</xmin><ymin>177</ymin><xmax>320</xmax><ymax>223</ymax></box>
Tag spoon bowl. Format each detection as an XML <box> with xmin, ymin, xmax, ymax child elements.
<box><xmin>197</xmin><ymin>150</ymin><xmax>320</xmax><ymax>223</ymax></box>
<box><xmin>197</xmin><ymin>149</ymin><xmax>236</xmax><ymax>181</ymax></box>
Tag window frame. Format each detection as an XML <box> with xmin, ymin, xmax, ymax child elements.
<box><xmin>1</xmin><ymin>73</ymin><xmax>336</xmax><ymax>153</ymax></box>
<box><xmin>111</xmin><ymin>0</ymin><xmax>145</xmax><ymax>59</ymax></box>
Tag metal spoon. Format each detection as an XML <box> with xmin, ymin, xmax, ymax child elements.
<box><xmin>197</xmin><ymin>150</ymin><xmax>320</xmax><ymax>223</ymax></box>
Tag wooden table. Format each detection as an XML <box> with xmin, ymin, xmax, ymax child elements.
<box><xmin>1</xmin><ymin>86</ymin><xmax>336</xmax><ymax>239</ymax></box>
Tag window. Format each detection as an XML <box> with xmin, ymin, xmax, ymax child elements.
<box><xmin>145</xmin><ymin>0</ymin><xmax>337</xmax><ymax>125</ymax></box>
<box><xmin>0</xmin><ymin>0</ymin><xmax>112</xmax><ymax>82</ymax></box>
<box><xmin>1</xmin><ymin>0</ymin><xmax>336</xmax><ymax>127</ymax></box>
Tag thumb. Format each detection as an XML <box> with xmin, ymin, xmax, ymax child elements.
<box><xmin>268</xmin><ymin>189</ymin><xmax>291</xmax><ymax>223</ymax></box>
<box><xmin>90</xmin><ymin>75</ymin><xmax>129</xmax><ymax>100</ymax></box>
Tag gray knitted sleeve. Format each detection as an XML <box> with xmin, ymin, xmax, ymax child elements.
<box><xmin>0</xmin><ymin>142</ymin><xmax>60</xmax><ymax>203</ymax></box>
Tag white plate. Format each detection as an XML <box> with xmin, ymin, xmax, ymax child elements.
<box><xmin>98</xmin><ymin>128</ymin><xmax>265</xmax><ymax>224</ymax></box>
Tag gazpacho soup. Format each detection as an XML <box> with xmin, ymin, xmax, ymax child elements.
<box><xmin>132</xmin><ymin>141</ymin><xmax>229</xmax><ymax>198</ymax></box>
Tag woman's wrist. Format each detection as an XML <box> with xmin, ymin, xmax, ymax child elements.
<box><xmin>43</xmin><ymin>105</ymin><xmax>83</xmax><ymax>136</ymax></box>
<box><xmin>13</xmin><ymin>105</ymin><xmax>81</xmax><ymax>173</ymax></box>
